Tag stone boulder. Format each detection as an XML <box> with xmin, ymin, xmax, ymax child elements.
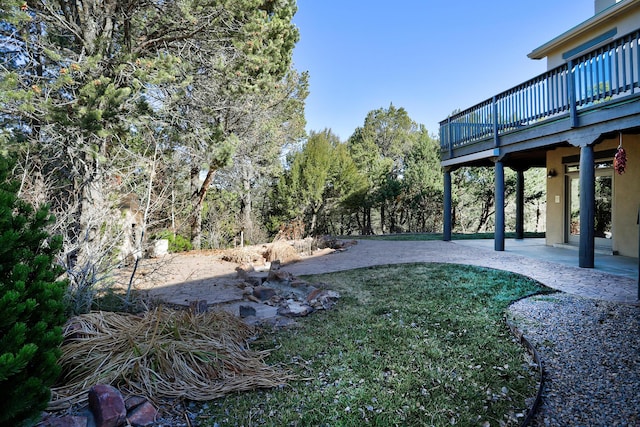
<box><xmin>88</xmin><ymin>384</ymin><xmax>126</xmax><ymax>427</ymax></box>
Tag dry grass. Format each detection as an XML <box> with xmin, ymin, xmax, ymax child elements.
<box><xmin>49</xmin><ymin>308</ymin><xmax>295</xmax><ymax>410</ymax></box>
<box><xmin>263</xmin><ymin>241</ymin><xmax>301</xmax><ymax>263</ymax></box>
<box><xmin>222</xmin><ymin>241</ymin><xmax>303</xmax><ymax>265</ymax></box>
<box><xmin>221</xmin><ymin>246</ymin><xmax>265</xmax><ymax>264</ymax></box>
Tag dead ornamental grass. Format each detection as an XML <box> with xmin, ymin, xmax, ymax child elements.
<box><xmin>222</xmin><ymin>240</ymin><xmax>302</xmax><ymax>265</ymax></box>
<box><xmin>49</xmin><ymin>308</ymin><xmax>295</xmax><ymax>410</ymax></box>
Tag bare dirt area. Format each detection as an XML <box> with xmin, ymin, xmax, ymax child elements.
<box><xmin>115</xmin><ymin>241</ymin><xmax>342</xmax><ymax>323</ymax></box>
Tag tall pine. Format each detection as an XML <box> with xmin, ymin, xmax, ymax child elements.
<box><xmin>0</xmin><ymin>157</ymin><xmax>67</xmax><ymax>426</ymax></box>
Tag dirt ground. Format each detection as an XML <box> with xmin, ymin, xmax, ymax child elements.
<box><xmin>116</xmin><ymin>243</ymin><xmax>338</xmax><ymax>314</ymax></box>
<box><xmin>118</xmin><ymin>238</ymin><xmax>640</xmax><ymax>307</ymax></box>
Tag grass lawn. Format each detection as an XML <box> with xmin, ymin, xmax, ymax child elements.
<box><xmin>202</xmin><ymin>263</ymin><xmax>551</xmax><ymax>427</ymax></box>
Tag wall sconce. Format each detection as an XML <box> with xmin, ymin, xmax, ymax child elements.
<box><xmin>547</xmin><ymin>169</ymin><xmax>557</xmax><ymax>179</ymax></box>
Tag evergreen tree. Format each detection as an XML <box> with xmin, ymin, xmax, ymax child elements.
<box><xmin>402</xmin><ymin>126</ymin><xmax>443</xmax><ymax>232</ymax></box>
<box><xmin>347</xmin><ymin>105</ymin><xmax>418</xmax><ymax>234</ymax></box>
<box><xmin>0</xmin><ymin>157</ymin><xmax>67</xmax><ymax>426</ymax></box>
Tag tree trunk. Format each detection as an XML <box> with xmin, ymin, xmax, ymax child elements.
<box><xmin>389</xmin><ymin>201</ymin><xmax>397</xmax><ymax>233</ymax></box>
<box><xmin>365</xmin><ymin>207</ymin><xmax>373</xmax><ymax>235</ymax></box>
<box><xmin>240</xmin><ymin>170</ymin><xmax>253</xmax><ymax>242</ymax></box>
<box><xmin>191</xmin><ymin>166</ymin><xmax>216</xmax><ymax>250</ymax></box>
<box><xmin>68</xmin><ymin>142</ymin><xmax>107</xmax><ymax>273</ymax></box>
<box><xmin>310</xmin><ymin>210</ymin><xmax>318</xmax><ymax>236</ymax></box>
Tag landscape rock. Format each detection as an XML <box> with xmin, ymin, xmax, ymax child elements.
<box><xmin>278</xmin><ymin>300</ymin><xmax>314</xmax><ymax>317</ymax></box>
<box><xmin>243</xmin><ymin>275</ymin><xmax>264</xmax><ymax>287</ymax></box>
<box><xmin>239</xmin><ymin>305</ymin><xmax>257</xmax><ymax>318</ymax></box>
<box><xmin>307</xmin><ymin>289</ymin><xmax>340</xmax><ymax>310</ymax></box>
<box><xmin>289</xmin><ymin>278</ymin><xmax>309</xmax><ymax>288</ymax></box>
<box><xmin>235</xmin><ymin>264</ymin><xmax>254</xmax><ymax>277</ymax></box>
<box><xmin>126</xmin><ymin>401</ymin><xmax>158</xmax><ymax>426</ymax></box>
<box><xmin>147</xmin><ymin>239</ymin><xmax>169</xmax><ymax>258</ymax></box>
<box><xmin>88</xmin><ymin>384</ymin><xmax>126</xmax><ymax>427</ymax></box>
<box><xmin>124</xmin><ymin>396</ymin><xmax>148</xmax><ymax>411</ymax></box>
<box><xmin>253</xmin><ymin>286</ymin><xmax>277</xmax><ymax>301</ymax></box>
<box><xmin>252</xmin><ymin>261</ymin><xmax>271</xmax><ymax>272</ymax></box>
<box><xmin>267</xmin><ymin>268</ymin><xmax>292</xmax><ymax>282</ymax></box>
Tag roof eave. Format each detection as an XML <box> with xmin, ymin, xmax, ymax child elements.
<box><xmin>527</xmin><ymin>0</ymin><xmax>640</xmax><ymax>60</ymax></box>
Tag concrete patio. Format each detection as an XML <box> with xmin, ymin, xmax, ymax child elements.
<box><xmin>453</xmin><ymin>238</ymin><xmax>639</xmax><ymax>280</ymax></box>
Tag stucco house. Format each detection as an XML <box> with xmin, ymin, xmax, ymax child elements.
<box><xmin>439</xmin><ymin>0</ymin><xmax>640</xmax><ymax>269</ymax></box>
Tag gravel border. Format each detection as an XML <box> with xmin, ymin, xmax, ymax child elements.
<box><xmin>506</xmin><ymin>316</ymin><xmax>545</xmax><ymax>427</ymax></box>
<box><xmin>507</xmin><ymin>293</ymin><xmax>640</xmax><ymax>426</ymax></box>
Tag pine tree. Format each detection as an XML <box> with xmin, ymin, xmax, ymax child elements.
<box><xmin>0</xmin><ymin>157</ymin><xmax>67</xmax><ymax>426</ymax></box>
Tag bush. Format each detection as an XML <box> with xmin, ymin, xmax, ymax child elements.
<box><xmin>155</xmin><ymin>230</ymin><xmax>193</xmax><ymax>253</ymax></box>
<box><xmin>0</xmin><ymin>158</ymin><xmax>67</xmax><ymax>426</ymax></box>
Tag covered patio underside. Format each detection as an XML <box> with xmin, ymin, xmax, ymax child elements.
<box><xmin>441</xmin><ymin>99</ymin><xmax>640</xmax><ymax>272</ymax></box>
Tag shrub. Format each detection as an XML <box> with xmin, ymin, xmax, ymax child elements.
<box><xmin>155</xmin><ymin>230</ymin><xmax>193</xmax><ymax>253</ymax></box>
<box><xmin>0</xmin><ymin>158</ymin><xmax>67</xmax><ymax>426</ymax></box>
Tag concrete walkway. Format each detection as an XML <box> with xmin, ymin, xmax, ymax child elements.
<box><xmin>283</xmin><ymin>239</ymin><xmax>639</xmax><ymax>304</ymax></box>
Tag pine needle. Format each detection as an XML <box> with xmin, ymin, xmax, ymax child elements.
<box><xmin>49</xmin><ymin>308</ymin><xmax>294</xmax><ymax>410</ymax></box>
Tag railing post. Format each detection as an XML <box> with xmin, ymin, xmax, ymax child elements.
<box><xmin>492</xmin><ymin>96</ymin><xmax>499</xmax><ymax>147</ymax></box>
<box><xmin>447</xmin><ymin>116</ymin><xmax>453</xmax><ymax>158</ymax></box>
<box><xmin>567</xmin><ymin>60</ymin><xmax>579</xmax><ymax>128</ymax></box>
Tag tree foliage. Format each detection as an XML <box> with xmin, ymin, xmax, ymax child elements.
<box><xmin>0</xmin><ymin>156</ymin><xmax>67</xmax><ymax>426</ymax></box>
<box><xmin>347</xmin><ymin>104</ymin><xmax>434</xmax><ymax>234</ymax></box>
<box><xmin>270</xmin><ymin>107</ymin><xmax>445</xmax><ymax>237</ymax></box>
<box><xmin>269</xmin><ymin>129</ymin><xmax>365</xmax><ymax>236</ymax></box>
<box><xmin>451</xmin><ymin>167</ymin><xmax>545</xmax><ymax>233</ymax></box>
<box><xmin>1</xmin><ymin>0</ymin><xmax>304</xmax><ymax>309</ymax></box>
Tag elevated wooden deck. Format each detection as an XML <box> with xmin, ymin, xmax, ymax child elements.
<box><xmin>439</xmin><ymin>29</ymin><xmax>640</xmax><ymax>168</ymax></box>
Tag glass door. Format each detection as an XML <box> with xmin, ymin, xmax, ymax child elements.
<box><xmin>568</xmin><ymin>175</ymin><xmax>580</xmax><ymax>245</ymax></box>
<box><xmin>566</xmin><ymin>167</ymin><xmax>613</xmax><ymax>248</ymax></box>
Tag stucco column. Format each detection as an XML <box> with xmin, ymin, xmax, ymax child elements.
<box><xmin>495</xmin><ymin>161</ymin><xmax>505</xmax><ymax>251</ymax></box>
<box><xmin>443</xmin><ymin>169</ymin><xmax>452</xmax><ymax>241</ymax></box>
<box><xmin>579</xmin><ymin>145</ymin><xmax>595</xmax><ymax>268</ymax></box>
<box><xmin>515</xmin><ymin>169</ymin><xmax>525</xmax><ymax>240</ymax></box>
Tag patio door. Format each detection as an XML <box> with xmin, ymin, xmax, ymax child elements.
<box><xmin>566</xmin><ymin>166</ymin><xmax>613</xmax><ymax>248</ymax></box>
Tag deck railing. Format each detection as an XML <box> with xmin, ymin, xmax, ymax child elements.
<box><xmin>440</xmin><ymin>29</ymin><xmax>640</xmax><ymax>154</ymax></box>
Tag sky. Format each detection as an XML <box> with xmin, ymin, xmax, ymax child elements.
<box><xmin>291</xmin><ymin>0</ymin><xmax>595</xmax><ymax>141</ymax></box>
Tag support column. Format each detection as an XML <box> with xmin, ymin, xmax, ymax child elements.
<box><xmin>515</xmin><ymin>169</ymin><xmax>525</xmax><ymax>240</ymax></box>
<box><xmin>443</xmin><ymin>169</ymin><xmax>452</xmax><ymax>241</ymax></box>
<box><xmin>495</xmin><ymin>161</ymin><xmax>505</xmax><ymax>251</ymax></box>
<box><xmin>579</xmin><ymin>145</ymin><xmax>595</xmax><ymax>268</ymax></box>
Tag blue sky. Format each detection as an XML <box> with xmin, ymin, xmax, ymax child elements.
<box><xmin>292</xmin><ymin>0</ymin><xmax>595</xmax><ymax>141</ymax></box>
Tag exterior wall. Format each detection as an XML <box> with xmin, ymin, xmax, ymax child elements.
<box><xmin>613</xmin><ymin>134</ymin><xmax>640</xmax><ymax>257</ymax></box>
<box><xmin>545</xmin><ymin>135</ymin><xmax>640</xmax><ymax>257</ymax></box>
<box><xmin>528</xmin><ymin>0</ymin><xmax>640</xmax><ymax>69</ymax></box>
<box><xmin>544</xmin><ymin>7</ymin><xmax>640</xmax><ymax>69</ymax></box>
<box><xmin>596</xmin><ymin>0</ymin><xmax>623</xmax><ymax>14</ymax></box>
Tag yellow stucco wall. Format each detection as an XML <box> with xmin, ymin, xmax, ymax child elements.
<box><xmin>545</xmin><ymin>7</ymin><xmax>640</xmax><ymax>69</ymax></box>
<box><xmin>545</xmin><ymin>135</ymin><xmax>640</xmax><ymax>257</ymax></box>
<box><xmin>535</xmin><ymin>1</ymin><xmax>640</xmax><ymax>69</ymax></box>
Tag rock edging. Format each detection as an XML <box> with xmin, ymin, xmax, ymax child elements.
<box><xmin>39</xmin><ymin>384</ymin><xmax>158</xmax><ymax>427</ymax></box>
